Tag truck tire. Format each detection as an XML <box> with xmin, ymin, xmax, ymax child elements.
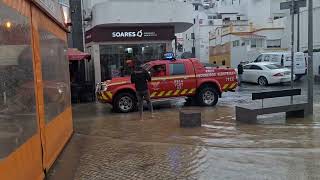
<box><xmin>196</xmin><ymin>87</ymin><xmax>219</xmax><ymax>106</ymax></box>
<box><xmin>113</xmin><ymin>92</ymin><xmax>137</xmax><ymax>113</ymax></box>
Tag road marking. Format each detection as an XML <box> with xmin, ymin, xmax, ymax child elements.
<box><xmin>151</xmin><ymin>92</ymin><xmax>157</xmax><ymax>97</ymax></box>
<box><xmin>188</xmin><ymin>88</ymin><xmax>196</xmax><ymax>94</ymax></box>
<box><xmin>180</xmin><ymin>89</ymin><xmax>188</xmax><ymax>95</ymax></box>
<box><xmin>223</xmin><ymin>84</ymin><xmax>229</xmax><ymax>90</ymax></box>
<box><xmin>173</xmin><ymin>90</ymin><xmax>180</xmax><ymax>96</ymax></box>
<box><xmin>101</xmin><ymin>92</ymin><xmax>108</xmax><ymax>100</ymax></box>
<box><xmin>165</xmin><ymin>90</ymin><xmax>173</xmax><ymax>96</ymax></box>
<box><xmin>229</xmin><ymin>83</ymin><xmax>236</xmax><ymax>90</ymax></box>
<box><xmin>106</xmin><ymin>91</ymin><xmax>113</xmax><ymax>99</ymax></box>
<box><xmin>158</xmin><ymin>91</ymin><xmax>165</xmax><ymax>97</ymax></box>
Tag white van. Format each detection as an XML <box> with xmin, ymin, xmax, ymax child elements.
<box><xmin>253</xmin><ymin>52</ymin><xmax>307</xmax><ymax>79</ymax></box>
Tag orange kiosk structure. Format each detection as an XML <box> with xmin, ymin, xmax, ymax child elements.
<box><xmin>0</xmin><ymin>0</ymin><xmax>73</xmax><ymax>179</ymax></box>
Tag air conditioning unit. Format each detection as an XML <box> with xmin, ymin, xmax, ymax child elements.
<box><xmin>208</xmin><ymin>20</ymin><xmax>214</xmax><ymax>25</ymax></box>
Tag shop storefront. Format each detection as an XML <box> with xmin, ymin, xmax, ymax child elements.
<box><xmin>85</xmin><ymin>26</ymin><xmax>175</xmax><ymax>82</ymax></box>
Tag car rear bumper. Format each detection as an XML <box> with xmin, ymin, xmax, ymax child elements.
<box><xmin>269</xmin><ymin>75</ymin><xmax>295</xmax><ymax>84</ymax></box>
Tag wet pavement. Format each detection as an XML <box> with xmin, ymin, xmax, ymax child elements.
<box><xmin>48</xmin><ymin>81</ymin><xmax>320</xmax><ymax>180</ymax></box>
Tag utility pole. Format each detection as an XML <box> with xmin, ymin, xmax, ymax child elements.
<box><xmin>308</xmin><ymin>0</ymin><xmax>314</xmax><ymax>115</ymax></box>
<box><xmin>290</xmin><ymin>0</ymin><xmax>295</xmax><ymax>104</ymax></box>
<box><xmin>297</xmin><ymin>8</ymin><xmax>300</xmax><ymax>52</ymax></box>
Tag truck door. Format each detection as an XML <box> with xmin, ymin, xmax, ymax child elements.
<box><xmin>148</xmin><ymin>63</ymin><xmax>171</xmax><ymax>99</ymax></box>
<box><xmin>167</xmin><ymin>61</ymin><xmax>197</xmax><ymax>97</ymax></box>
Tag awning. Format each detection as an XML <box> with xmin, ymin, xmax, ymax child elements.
<box><xmin>67</xmin><ymin>48</ymin><xmax>91</xmax><ymax>61</ymax></box>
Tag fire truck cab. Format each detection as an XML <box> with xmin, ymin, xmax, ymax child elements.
<box><xmin>96</xmin><ymin>58</ymin><xmax>237</xmax><ymax>113</ymax></box>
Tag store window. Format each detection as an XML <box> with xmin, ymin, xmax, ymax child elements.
<box><xmin>100</xmin><ymin>43</ymin><xmax>166</xmax><ymax>81</ymax></box>
<box><xmin>0</xmin><ymin>2</ymin><xmax>37</xmax><ymax>158</ymax></box>
<box><xmin>39</xmin><ymin>30</ymin><xmax>71</xmax><ymax>123</ymax></box>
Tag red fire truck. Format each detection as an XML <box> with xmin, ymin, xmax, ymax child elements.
<box><xmin>96</xmin><ymin>58</ymin><xmax>237</xmax><ymax>113</ymax></box>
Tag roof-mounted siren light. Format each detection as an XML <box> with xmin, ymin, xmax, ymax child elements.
<box><xmin>163</xmin><ymin>52</ymin><xmax>176</xmax><ymax>61</ymax></box>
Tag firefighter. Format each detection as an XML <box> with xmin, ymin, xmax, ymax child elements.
<box><xmin>130</xmin><ymin>60</ymin><xmax>153</xmax><ymax>120</ymax></box>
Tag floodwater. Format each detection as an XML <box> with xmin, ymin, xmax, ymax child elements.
<box><xmin>48</xmin><ymin>81</ymin><xmax>320</xmax><ymax>180</ymax></box>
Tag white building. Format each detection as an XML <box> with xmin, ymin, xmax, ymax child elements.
<box><xmin>276</xmin><ymin>0</ymin><xmax>320</xmax><ymax>75</ymax></box>
<box><xmin>82</xmin><ymin>0</ymin><xmax>193</xmax><ymax>84</ymax></box>
<box><xmin>208</xmin><ymin>0</ymin><xmax>290</xmax><ymax>68</ymax></box>
<box><xmin>177</xmin><ymin>0</ymin><xmax>220</xmax><ymax>63</ymax></box>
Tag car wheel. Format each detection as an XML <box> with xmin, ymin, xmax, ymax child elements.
<box><xmin>113</xmin><ymin>92</ymin><xmax>136</xmax><ymax>113</ymax></box>
<box><xmin>258</xmin><ymin>76</ymin><xmax>268</xmax><ymax>86</ymax></box>
<box><xmin>196</xmin><ymin>87</ymin><xmax>219</xmax><ymax>106</ymax></box>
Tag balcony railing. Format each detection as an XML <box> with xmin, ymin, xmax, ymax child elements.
<box><xmin>223</xmin><ymin>20</ymin><xmax>249</xmax><ymax>26</ymax></box>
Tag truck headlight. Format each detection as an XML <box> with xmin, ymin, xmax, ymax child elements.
<box><xmin>101</xmin><ymin>83</ymin><xmax>108</xmax><ymax>91</ymax></box>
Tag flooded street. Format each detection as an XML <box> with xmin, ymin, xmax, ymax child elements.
<box><xmin>49</xmin><ymin>81</ymin><xmax>320</xmax><ymax>180</ymax></box>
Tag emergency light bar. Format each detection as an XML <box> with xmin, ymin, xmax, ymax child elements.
<box><xmin>164</xmin><ymin>52</ymin><xmax>175</xmax><ymax>60</ymax></box>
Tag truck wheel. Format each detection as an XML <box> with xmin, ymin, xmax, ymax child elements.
<box><xmin>196</xmin><ymin>87</ymin><xmax>219</xmax><ymax>106</ymax></box>
<box><xmin>113</xmin><ymin>92</ymin><xmax>136</xmax><ymax>113</ymax></box>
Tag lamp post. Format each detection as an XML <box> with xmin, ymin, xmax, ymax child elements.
<box><xmin>307</xmin><ymin>0</ymin><xmax>314</xmax><ymax>115</ymax></box>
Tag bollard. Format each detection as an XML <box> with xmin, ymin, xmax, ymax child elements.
<box><xmin>180</xmin><ymin>111</ymin><xmax>201</xmax><ymax>128</ymax></box>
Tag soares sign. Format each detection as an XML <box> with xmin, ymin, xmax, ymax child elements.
<box><xmin>85</xmin><ymin>26</ymin><xmax>174</xmax><ymax>43</ymax></box>
<box><xmin>112</xmin><ymin>30</ymin><xmax>144</xmax><ymax>38</ymax></box>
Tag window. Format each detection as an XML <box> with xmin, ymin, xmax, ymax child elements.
<box><xmin>271</xmin><ymin>55</ymin><xmax>280</xmax><ymax>62</ymax></box>
<box><xmin>273</xmin><ymin>16</ymin><xmax>283</xmax><ymax>20</ymax></box>
<box><xmin>233</xmin><ymin>40</ymin><xmax>240</xmax><ymax>47</ymax></box>
<box><xmin>257</xmin><ymin>40</ymin><xmax>263</xmax><ymax>47</ymax></box>
<box><xmin>151</xmin><ymin>64</ymin><xmax>166</xmax><ymax>77</ymax></box>
<box><xmin>0</xmin><ymin>1</ymin><xmax>37</xmax><ymax>158</ymax></box>
<box><xmin>250</xmin><ymin>65</ymin><xmax>263</xmax><ymax>70</ymax></box>
<box><xmin>267</xmin><ymin>39</ymin><xmax>281</xmax><ymax>48</ymax></box>
<box><xmin>195</xmin><ymin>5</ymin><xmax>198</xmax><ymax>11</ymax></box>
<box><xmin>237</xmin><ymin>16</ymin><xmax>241</xmax><ymax>20</ymax></box>
<box><xmin>265</xmin><ymin>64</ymin><xmax>282</xmax><ymax>70</ymax></box>
<box><xmin>170</xmin><ymin>64</ymin><xmax>186</xmax><ymax>75</ymax></box>
<box><xmin>39</xmin><ymin>30</ymin><xmax>71</xmax><ymax>123</ymax></box>
<box><xmin>264</xmin><ymin>55</ymin><xmax>270</xmax><ymax>61</ymax></box>
<box><xmin>251</xmin><ymin>39</ymin><xmax>257</xmax><ymax>48</ymax></box>
<box><xmin>244</xmin><ymin>65</ymin><xmax>251</xmax><ymax>69</ymax></box>
<box><xmin>255</xmin><ymin>55</ymin><xmax>262</xmax><ymax>62</ymax></box>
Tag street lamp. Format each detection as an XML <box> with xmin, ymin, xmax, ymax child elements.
<box><xmin>4</xmin><ymin>21</ymin><xmax>12</xmax><ymax>29</ymax></box>
<box><xmin>307</xmin><ymin>0</ymin><xmax>313</xmax><ymax>115</ymax></box>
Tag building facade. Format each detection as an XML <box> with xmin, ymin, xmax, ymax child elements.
<box><xmin>82</xmin><ymin>0</ymin><xmax>193</xmax><ymax>84</ymax></box>
<box><xmin>208</xmin><ymin>0</ymin><xmax>289</xmax><ymax>68</ymax></box>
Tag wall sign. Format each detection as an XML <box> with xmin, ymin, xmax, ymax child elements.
<box><xmin>85</xmin><ymin>26</ymin><xmax>174</xmax><ymax>43</ymax></box>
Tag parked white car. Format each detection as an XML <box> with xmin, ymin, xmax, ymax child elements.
<box><xmin>242</xmin><ymin>62</ymin><xmax>294</xmax><ymax>86</ymax></box>
<box><xmin>253</xmin><ymin>52</ymin><xmax>307</xmax><ymax>80</ymax></box>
